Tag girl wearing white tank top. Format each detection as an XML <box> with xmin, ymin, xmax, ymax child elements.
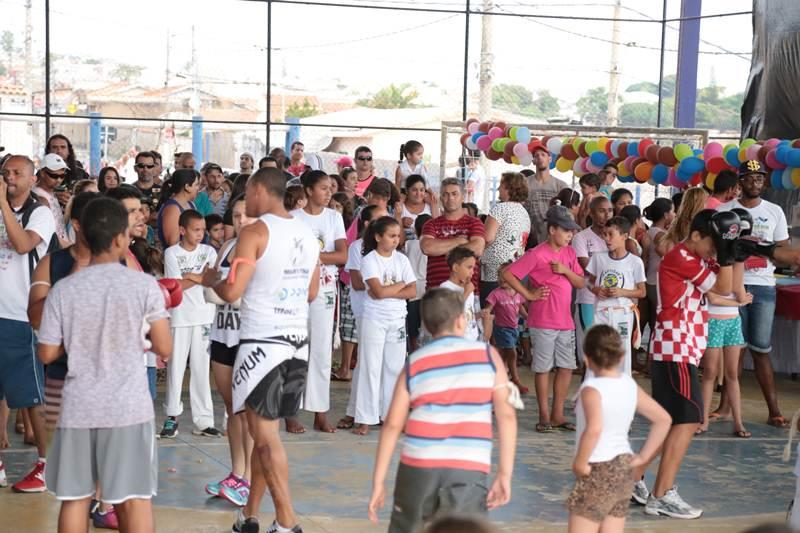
<box><xmin>394</xmin><ymin>140</ymin><xmax>428</xmax><ymax>190</ymax></box>
<box><xmin>568</xmin><ymin>325</ymin><xmax>671</xmax><ymax>532</ymax></box>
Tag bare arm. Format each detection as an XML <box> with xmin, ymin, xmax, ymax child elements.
<box><xmin>466</xmin><ymin>236</ymin><xmax>486</xmax><ymax>257</ymax></box>
<box><xmin>420</xmin><ymin>234</ymin><xmax>468</xmax><ymax>257</ymax></box>
<box><xmin>27</xmin><ymin>254</ymin><xmax>52</xmax><ymax>330</ymax></box>
<box><xmin>577</xmin><ymin>256</ymin><xmax>590</xmax><ymax>270</ymax></box>
<box><xmin>501</xmin><ymin>268</ymin><xmax>549</xmax><ymax>302</ymax></box>
<box><xmin>710</xmin><ymin>265</ymin><xmax>733</xmax><ymax>296</ymax></box>
<box><xmin>365</xmin><ymin>277</ymin><xmax>414</xmax><ymax>300</ymax></box>
<box><xmin>484</xmin><ymin>216</ymin><xmax>500</xmax><ymax>245</ymax></box>
<box><xmin>38</xmin><ymin>343</ymin><xmax>63</xmax><ymax>365</ymax></box>
<box><xmin>707</xmin><ymin>291</ymin><xmax>748</xmax><ymax>307</ymax></box>
<box><xmin>0</xmin><ymin>199</ymin><xmax>43</xmax><ymax>254</ymax></box>
<box><xmin>320</xmin><ymin>238</ymin><xmax>347</xmax><ymax>266</ymax></box>
<box><xmin>161</xmin><ymin>204</ymin><xmax>181</xmax><ymax>247</ymax></box>
<box><xmin>573</xmin><ymin>387</ymin><xmax>603</xmax><ymax>477</ymax></box>
<box><xmin>210</xmin><ymin>222</ymin><xmax>266</xmax><ymax>303</ymax></box>
<box><xmin>148</xmin><ymin>318</ymin><xmax>173</xmax><ymax>361</ymax></box>
<box><xmin>350</xmin><ymin>269</ymin><xmax>365</xmax><ymax>291</ymax></box>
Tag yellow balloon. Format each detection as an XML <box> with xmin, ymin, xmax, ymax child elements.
<box><xmin>706</xmin><ymin>172</ymin><xmax>717</xmax><ymax>190</ymax></box>
<box><xmin>597</xmin><ymin>137</ymin><xmax>610</xmax><ymax>151</ymax></box>
<box><xmin>738</xmin><ymin>147</ymin><xmax>748</xmax><ymax>163</ymax></box>
<box><xmin>792</xmin><ymin>168</ymin><xmax>800</xmax><ymax>187</ymax></box>
<box><xmin>511</xmin><ymin>156</ymin><xmax>520</xmax><ymax>165</ymax></box>
<box><xmin>617</xmin><ymin>160</ymin><xmax>630</xmax><ymax>177</ymax></box>
<box><xmin>556</xmin><ymin>157</ymin><xmax>572</xmax><ymax>172</ymax></box>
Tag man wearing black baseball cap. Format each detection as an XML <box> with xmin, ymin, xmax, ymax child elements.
<box><xmin>718</xmin><ymin>159</ymin><xmax>790</xmax><ymax>427</ymax></box>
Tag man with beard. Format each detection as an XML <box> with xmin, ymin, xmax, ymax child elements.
<box><xmin>45</xmin><ymin>134</ymin><xmax>89</xmax><ymax>207</ymax></box>
<box><xmin>132</xmin><ymin>152</ymin><xmax>160</xmax><ymax>204</ymax></box>
<box><xmin>524</xmin><ymin>141</ymin><xmax>568</xmax><ymax>246</ymax></box>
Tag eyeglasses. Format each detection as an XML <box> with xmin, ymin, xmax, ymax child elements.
<box><xmin>357</xmin><ymin>156</ymin><xmax>372</xmax><ymax>162</ymax></box>
<box><xmin>136</xmin><ymin>164</ymin><xmax>155</xmax><ymax>169</ymax></box>
<box><xmin>741</xmin><ymin>175</ymin><xmax>765</xmax><ymax>184</ymax></box>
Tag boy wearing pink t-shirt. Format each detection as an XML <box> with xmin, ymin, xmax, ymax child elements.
<box><xmin>503</xmin><ymin>205</ymin><xmax>584</xmax><ymax>433</ymax></box>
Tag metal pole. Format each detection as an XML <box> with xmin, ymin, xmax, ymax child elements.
<box><xmin>44</xmin><ymin>0</ymin><xmax>50</xmax><ymax>137</ymax></box>
<box><xmin>266</xmin><ymin>0</ymin><xmax>272</xmax><ymax>149</ymax></box>
<box><xmin>607</xmin><ymin>0</ymin><xmax>622</xmax><ymax>126</ymax></box>
<box><xmin>674</xmin><ymin>0</ymin><xmax>701</xmax><ymax>128</ymax></box>
<box><xmin>89</xmin><ymin>112</ymin><xmax>101</xmax><ymax>176</ymax></box>
<box><xmin>192</xmin><ymin>116</ymin><xmax>203</xmax><ymax>170</ymax></box>
<box><xmin>461</xmin><ymin>0</ymin><xmax>470</xmax><ymax>122</ymax></box>
<box><xmin>656</xmin><ymin>0</ymin><xmax>667</xmax><ymax>128</ymax></box>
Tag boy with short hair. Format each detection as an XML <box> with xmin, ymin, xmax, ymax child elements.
<box><xmin>586</xmin><ymin>216</ymin><xmax>646</xmax><ymax>376</ymax></box>
<box><xmin>368</xmin><ymin>288</ymin><xmax>518</xmax><ymax>532</ymax></box>
<box><xmin>204</xmin><ymin>213</ymin><xmax>225</xmax><ymax>251</ymax></box>
<box><xmin>38</xmin><ymin>197</ymin><xmax>172</xmax><ymax>532</ymax></box>
<box><xmin>440</xmin><ymin>246</ymin><xmax>481</xmax><ymax>341</ymax></box>
<box><xmin>161</xmin><ymin>209</ymin><xmax>218</xmax><ymax>438</ymax></box>
<box><xmin>503</xmin><ymin>205</ymin><xmax>585</xmax><ymax>433</ymax></box>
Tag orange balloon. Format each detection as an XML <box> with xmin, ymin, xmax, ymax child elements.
<box><xmin>634</xmin><ymin>161</ymin><xmax>654</xmax><ymax>183</ymax></box>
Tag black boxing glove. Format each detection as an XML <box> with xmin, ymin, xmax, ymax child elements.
<box><xmin>710</xmin><ymin>211</ymin><xmax>741</xmax><ymax>267</ymax></box>
<box><xmin>733</xmin><ymin>238</ymin><xmax>777</xmax><ymax>262</ymax></box>
<box><xmin>731</xmin><ymin>208</ymin><xmax>753</xmax><ymax>237</ymax></box>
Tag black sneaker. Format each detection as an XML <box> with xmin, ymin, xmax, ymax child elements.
<box><xmin>232</xmin><ymin>509</ymin><xmax>259</xmax><ymax>533</ymax></box>
<box><xmin>158</xmin><ymin>417</ymin><xmax>179</xmax><ymax>439</ymax></box>
<box><xmin>266</xmin><ymin>520</ymin><xmax>302</xmax><ymax>533</ymax></box>
<box><xmin>192</xmin><ymin>426</ymin><xmax>223</xmax><ymax>437</ymax></box>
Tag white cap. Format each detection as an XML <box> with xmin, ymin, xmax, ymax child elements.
<box><xmin>43</xmin><ymin>153</ymin><xmax>69</xmax><ymax>171</ymax></box>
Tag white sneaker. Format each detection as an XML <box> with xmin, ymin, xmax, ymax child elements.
<box><xmin>631</xmin><ymin>479</ymin><xmax>649</xmax><ymax>505</ymax></box>
<box><xmin>0</xmin><ymin>461</ymin><xmax>8</xmax><ymax>488</ymax></box>
<box><xmin>644</xmin><ymin>486</ymin><xmax>702</xmax><ymax>519</ymax></box>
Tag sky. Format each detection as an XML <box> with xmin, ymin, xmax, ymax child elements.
<box><xmin>0</xmin><ymin>0</ymin><xmax>755</xmax><ymax>115</ymax></box>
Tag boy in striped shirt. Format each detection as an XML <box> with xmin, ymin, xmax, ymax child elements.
<box><xmin>368</xmin><ymin>288</ymin><xmax>518</xmax><ymax>532</ymax></box>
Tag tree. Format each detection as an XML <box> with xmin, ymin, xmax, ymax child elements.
<box><xmin>111</xmin><ymin>63</ymin><xmax>145</xmax><ymax>82</ymax></box>
<box><xmin>357</xmin><ymin>83</ymin><xmax>419</xmax><ymax>109</ymax></box>
<box><xmin>285</xmin><ymin>98</ymin><xmax>319</xmax><ymax>119</ymax></box>
<box><xmin>532</xmin><ymin>90</ymin><xmax>560</xmax><ymax>117</ymax></box>
<box><xmin>625</xmin><ymin>74</ymin><xmax>676</xmax><ymax>98</ymax></box>
<box><xmin>492</xmin><ymin>85</ymin><xmax>560</xmax><ymax>118</ymax></box>
<box><xmin>1</xmin><ymin>31</ymin><xmax>14</xmax><ymax>72</ymax></box>
<box><xmin>576</xmin><ymin>86</ymin><xmax>608</xmax><ymax>125</ymax></box>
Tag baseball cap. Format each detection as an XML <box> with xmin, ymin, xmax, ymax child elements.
<box><xmin>335</xmin><ymin>155</ymin><xmax>354</xmax><ymax>168</ymax></box>
<box><xmin>545</xmin><ymin>205</ymin><xmax>581</xmax><ymax>231</ymax></box>
<box><xmin>43</xmin><ymin>153</ymin><xmax>69</xmax><ymax>171</ymax></box>
<box><xmin>738</xmin><ymin>159</ymin><xmax>767</xmax><ymax>177</ymax></box>
<box><xmin>528</xmin><ymin>140</ymin><xmax>550</xmax><ymax>155</ymax></box>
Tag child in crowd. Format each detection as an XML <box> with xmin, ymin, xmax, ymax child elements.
<box><xmin>463</xmin><ymin>202</ymin><xmax>479</xmax><ymax>218</ymax></box>
<box><xmin>351</xmin><ymin>216</ymin><xmax>417</xmax><ymax>436</ymax></box>
<box><xmin>619</xmin><ymin>204</ymin><xmax>649</xmax><ymax>261</ymax></box>
<box><xmin>405</xmin><ymin>214</ymin><xmax>432</xmax><ymax>352</ymax></box>
<box><xmin>483</xmin><ymin>262</ymin><xmax>528</xmax><ymax>393</ymax></box>
<box><xmin>610</xmin><ymin>188</ymin><xmax>633</xmax><ymax>216</ymax></box>
<box><xmin>161</xmin><ymin>210</ymin><xmax>219</xmax><ymax>439</ymax></box>
<box><xmin>395</xmin><ymin>140</ymin><xmax>428</xmax><ymax>189</ymax></box>
<box><xmin>38</xmin><ymin>197</ymin><xmax>172</xmax><ymax>532</ymax></box>
<box><xmin>440</xmin><ymin>246</ymin><xmax>481</xmax><ymax>341</ymax></box>
<box><xmin>205</xmin><ymin>213</ymin><xmax>225</xmax><ymax>251</ymax></box>
<box><xmin>567</xmin><ymin>325</ymin><xmax>670</xmax><ymax>533</ymax></box>
<box><xmin>550</xmin><ymin>189</ymin><xmax>581</xmax><ymax>221</ymax></box>
<box><xmin>586</xmin><ymin>216</ymin><xmax>646</xmax><ymax>376</ymax></box>
<box><xmin>331</xmin><ymin>191</ymin><xmax>355</xmax><ymax>229</ymax></box>
<box><xmin>141</xmin><ymin>199</ymin><xmax>157</xmax><ymax>247</ymax></box>
<box><xmin>283</xmin><ymin>184</ymin><xmax>307</xmax><ymax>211</ymax></box>
<box><xmin>368</xmin><ymin>288</ymin><xmax>518</xmax><ymax>531</ymax></box>
<box><xmin>577</xmin><ymin>173</ymin><xmax>602</xmax><ymax>228</ymax></box>
<box><xmin>337</xmin><ymin>205</ymin><xmax>387</xmax><ymax>428</ymax></box>
<box><xmin>503</xmin><ymin>205</ymin><xmax>584</xmax><ymax>433</ymax></box>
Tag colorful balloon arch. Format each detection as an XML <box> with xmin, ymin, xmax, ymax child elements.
<box><xmin>461</xmin><ymin>118</ymin><xmax>800</xmax><ymax>190</ymax></box>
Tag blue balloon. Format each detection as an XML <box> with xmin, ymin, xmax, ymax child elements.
<box><xmin>679</xmin><ymin>156</ymin><xmax>705</xmax><ymax>174</ymax></box>
<box><xmin>590</xmin><ymin>151</ymin><xmax>609</xmax><ymax>166</ymax></box>
<box><xmin>725</xmin><ymin>148</ymin><xmax>741</xmax><ymax>167</ymax></box>
<box><xmin>783</xmin><ymin>168</ymin><xmax>794</xmax><ymax>189</ymax></box>
<box><xmin>778</xmin><ymin>139</ymin><xmax>791</xmax><ymax>147</ymax></box>
<box><xmin>652</xmin><ymin>164</ymin><xmax>669</xmax><ymax>184</ymax></box>
<box><xmin>471</xmin><ymin>132</ymin><xmax>484</xmax><ymax>144</ymax></box>
<box><xmin>693</xmin><ymin>148</ymin><xmax>703</xmax><ymax>156</ymax></box>
<box><xmin>515</xmin><ymin>126</ymin><xmax>531</xmax><ymax>144</ymax></box>
<box><xmin>676</xmin><ymin>168</ymin><xmax>693</xmax><ymax>182</ymax></box>
<box><xmin>772</xmin><ymin>169</ymin><xmax>784</xmax><ymax>189</ymax></box>
<box><xmin>787</xmin><ymin>149</ymin><xmax>800</xmax><ymax>168</ymax></box>
<box><xmin>628</xmin><ymin>142</ymin><xmax>639</xmax><ymax>159</ymax></box>
<box><xmin>776</xmin><ymin>145</ymin><xmax>791</xmax><ymax>164</ymax></box>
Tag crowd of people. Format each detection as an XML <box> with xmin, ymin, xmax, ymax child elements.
<box><xmin>0</xmin><ymin>133</ymin><xmax>798</xmax><ymax>533</ymax></box>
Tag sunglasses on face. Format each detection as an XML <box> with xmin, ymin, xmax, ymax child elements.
<box><xmin>136</xmin><ymin>164</ymin><xmax>156</xmax><ymax>169</ymax></box>
<box><xmin>44</xmin><ymin>169</ymin><xmax>65</xmax><ymax>179</ymax></box>
<box><xmin>357</xmin><ymin>156</ymin><xmax>372</xmax><ymax>162</ymax></box>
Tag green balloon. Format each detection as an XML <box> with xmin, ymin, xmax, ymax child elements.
<box><xmin>585</xmin><ymin>140</ymin><xmax>598</xmax><ymax>154</ymax></box>
<box><xmin>740</xmin><ymin>138</ymin><xmax>756</xmax><ymax>149</ymax></box>
<box><xmin>573</xmin><ymin>137</ymin><xmax>584</xmax><ymax>151</ymax></box>
<box><xmin>509</xmin><ymin>127</ymin><xmax>518</xmax><ymax>141</ymax></box>
<box><xmin>492</xmin><ymin>138</ymin><xmax>504</xmax><ymax>152</ymax></box>
<box><xmin>723</xmin><ymin>143</ymin><xmax>739</xmax><ymax>155</ymax></box>
<box><xmin>673</xmin><ymin>143</ymin><xmax>692</xmax><ymax>161</ymax></box>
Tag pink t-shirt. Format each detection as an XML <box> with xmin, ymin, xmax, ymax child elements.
<box><xmin>705</xmin><ymin>196</ymin><xmax>723</xmax><ymax>210</ymax></box>
<box><xmin>354</xmin><ymin>175</ymin><xmax>376</xmax><ymax>198</ymax></box>
<box><xmin>486</xmin><ymin>287</ymin><xmax>526</xmax><ymax>329</ymax></box>
<box><xmin>507</xmin><ymin>242</ymin><xmax>583</xmax><ymax>330</ymax></box>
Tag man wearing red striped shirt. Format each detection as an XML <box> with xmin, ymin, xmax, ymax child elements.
<box><xmin>421</xmin><ymin>178</ymin><xmax>485</xmax><ymax>294</ymax></box>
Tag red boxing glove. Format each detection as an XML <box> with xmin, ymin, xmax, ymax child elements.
<box><xmin>158</xmin><ymin>278</ymin><xmax>183</xmax><ymax>309</ymax></box>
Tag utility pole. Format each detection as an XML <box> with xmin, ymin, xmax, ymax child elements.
<box><xmin>191</xmin><ymin>25</ymin><xmax>199</xmax><ymax>116</ymax></box>
<box><xmin>164</xmin><ymin>29</ymin><xmax>170</xmax><ymax>88</ymax></box>
<box><xmin>478</xmin><ymin>0</ymin><xmax>493</xmax><ymax>210</ymax></box>
<box><xmin>24</xmin><ymin>0</ymin><xmax>32</xmax><ymax>95</ymax></box>
<box><xmin>607</xmin><ymin>0</ymin><xmax>622</xmax><ymax>126</ymax></box>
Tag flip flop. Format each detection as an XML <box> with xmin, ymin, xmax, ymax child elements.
<box><xmin>553</xmin><ymin>422</ymin><xmax>576</xmax><ymax>432</ymax></box>
<box><xmin>331</xmin><ymin>372</ymin><xmax>351</xmax><ymax>382</ymax></box>
<box><xmin>535</xmin><ymin>423</ymin><xmax>553</xmax><ymax>433</ymax></box>
<box><xmin>695</xmin><ymin>428</ymin><xmax>707</xmax><ymax>435</ymax></box>
<box><xmin>767</xmin><ymin>416</ymin><xmax>790</xmax><ymax>429</ymax></box>
<box><xmin>708</xmin><ymin>412</ymin><xmax>730</xmax><ymax>422</ymax></box>
<box><xmin>733</xmin><ymin>429</ymin><xmax>751</xmax><ymax>439</ymax></box>
<box><xmin>336</xmin><ymin>417</ymin><xmax>355</xmax><ymax>430</ymax></box>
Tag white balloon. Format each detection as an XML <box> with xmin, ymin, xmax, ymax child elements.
<box><xmin>546</xmin><ymin>138</ymin><xmax>563</xmax><ymax>155</ymax></box>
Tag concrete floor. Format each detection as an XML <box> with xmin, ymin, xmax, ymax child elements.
<box><xmin>2</xmin><ymin>367</ymin><xmax>798</xmax><ymax>532</ymax></box>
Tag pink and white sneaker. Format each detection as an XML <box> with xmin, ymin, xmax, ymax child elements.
<box><xmin>205</xmin><ymin>472</ymin><xmax>238</xmax><ymax>497</ymax></box>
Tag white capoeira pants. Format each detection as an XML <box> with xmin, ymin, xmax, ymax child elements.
<box><xmin>346</xmin><ymin>317</ymin><xmax>363</xmax><ymax>419</ymax></box>
<box><xmin>354</xmin><ymin>317</ymin><xmax>407</xmax><ymax>426</ymax></box>
<box><xmin>302</xmin><ymin>282</ymin><xmax>336</xmax><ymax>413</ymax></box>
<box><xmin>164</xmin><ymin>325</ymin><xmax>215</xmax><ymax>429</ymax></box>
<box><xmin>588</xmin><ymin>306</ymin><xmax>634</xmax><ymax>377</ymax></box>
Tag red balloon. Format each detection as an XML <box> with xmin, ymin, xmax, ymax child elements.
<box><xmin>605</xmin><ymin>141</ymin><xmax>614</xmax><ymax>158</ymax></box>
<box><xmin>658</xmin><ymin>146</ymin><xmax>678</xmax><ymax>166</ymax></box>
<box><xmin>460</xmin><ymin>133</ymin><xmax>470</xmax><ymax>147</ymax></box>
<box><xmin>478</xmin><ymin>121</ymin><xmax>490</xmax><ymax>133</ymax></box>
<box><xmin>561</xmin><ymin>144</ymin><xmax>578</xmax><ymax>160</ymax></box>
<box><xmin>645</xmin><ymin>144</ymin><xmax>660</xmax><ymax>165</ymax></box>
<box><xmin>689</xmin><ymin>172</ymin><xmax>704</xmax><ymax>186</ymax></box>
<box><xmin>638</xmin><ymin>138</ymin><xmax>654</xmax><ymax>157</ymax></box>
<box><xmin>706</xmin><ymin>157</ymin><xmax>729</xmax><ymax>174</ymax></box>
<box><xmin>503</xmin><ymin>140</ymin><xmax>518</xmax><ymax>157</ymax></box>
<box><xmin>578</xmin><ymin>142</ymin><xmax>589</xmax><ymax>158</ymax></box>
<box><xmin>486</xmin><ymin>148</ymin><xmax>502</xmax><ymax>161</ymax></box>
<box><xmin>541</xmin><ymin>135</ymin><xmax>551</xmax><ymax>147</ymax></box>
<box><xmin>618</xmin><ymin>142</ymin><xmax>629</xmax><ymax>159</ymax></box>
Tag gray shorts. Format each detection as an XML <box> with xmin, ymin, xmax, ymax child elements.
<box><xmin>530</xmin><ymin>328</ymin><xmax>576</xmax><ymax>373</ymax></box>
<box><xmin>389</xmin><ymin>463</ymin><xmax>488</xmax><ymax>533</ymax></box>
<box><xmin>45</xmin><ymin>420</ymin><xmax>158</xmax><ymax>503</ymax></box>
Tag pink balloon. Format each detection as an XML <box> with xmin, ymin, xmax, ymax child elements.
<box><xmin>703</xmin><ymin>141</ymin><xmax>723</xmax><ymax>160</ymax></box>
<box><xmin>766</xmin><ymin>148</ymin><xmax>786</xmax><ymax>169</ymax></box>
<box><xmin>586</xmin><ymin>161</ymin><xmax>600</xmax><ymax>173</ymax></box>
<box><xmin>581</xmin><ymin>159</ymin><xmax>592</xmax><ymax>173</ymax></box>
<box><xmin>513</xmin><ymin>142</ymin><xmax>528</xmax><ymax>158</ymax></box>
<box><xmin>746</xmin><ymin>144</ymin><xmax>762</xmax><ymax>160</ymax></box>
<box><xmin>488</xmin><ymin>127</ymin><xmax>503</xmax><ymax>140</ymax></box>
<box><xmin>666</xmin><ymin>168</ymin><xmax>683</xmax><ymax>188</ymax></box>
<box><xmin>467</xmin><ymin>122</ymin><xmax>480</xmax><ymax>135</ymax></box>
<box><xmin>765</xmin><ymin>138</ymin><xmax>780</xmax><ymax>148</ymax></box>
<box><xmin>624</xmin><ymin>156</ymin><xmax>637</xmax><ymax>173</ymax></box>
<box><xmin>476</xmin><ymin>135</ymin><xmax>492</xmax><ymax>152</ymax></box>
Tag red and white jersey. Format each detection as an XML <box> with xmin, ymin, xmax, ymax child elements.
<box><xmin>650</xmin><ymin>243</ymin><xmax>716</xmax><ymax>366</ymax></box>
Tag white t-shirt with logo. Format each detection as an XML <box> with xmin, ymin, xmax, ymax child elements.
<box><xmin>440</xmin><ymin>280</ymin><xmax>480</xmax><ymax>341</ymax></box>
<box><xmin>361</xmin><ymin>249</ymin><xmax>416</xmax><ymax>321</ymax></box>
<box><xmin>572</xmin><ymin>227</ymin><xmax>608</xmax><ymax>305</ymax></box>
<box><xmin>0</xmin><ymin>202</ymin><xmax>56</xmax><ymax>321</ymax></box>
<box><xmin>587</xmin><ymin>251</ymin><xmax>646</xmax><ymax>309</ymax></box>
<box><xmin>719</xmin><ymin>199</ymin><xmax>789</xmax><ymax>287</ymax></box>
<box><xmin>164</xmin><ymin>243</ymin><xmax>217</xmax><ymax>327</ymax></box>
<box><xmin>345</xmin><ymin>238</ymin><xmax>366</xmax><ymax>318</ymax></box>
<box><xmin>291</xmin><ymin>207</ymin><xmax>346</xmax><ymax>283</ymax></box>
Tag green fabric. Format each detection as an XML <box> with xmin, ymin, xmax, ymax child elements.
<box><xmin>194</xmin><ymin>191</ymin><xmax>213</xmax><ymax>216</ymax></box>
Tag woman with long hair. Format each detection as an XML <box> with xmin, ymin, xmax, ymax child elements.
<box><xmin>658</xmin><ymin>187</ymin><xmax>709</xmax><ymax>256</ymax></box>
<box><xmin>400</xmin><ymin>174</ymin><xmax>438</xmax><ymax>241</ymax></box>
<box><xmin>97</xmin><ymin>166</ymin><xmax>121</xmax><ymax>193</ymax></box>
<box><xmin>156</xmin><ymin>168</ymin><xmax>201</xmax><ymax>247</ymax></box>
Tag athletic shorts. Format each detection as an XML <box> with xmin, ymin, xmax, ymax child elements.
<box><xmin>0</xmin><ymin>318</ymin><xmax>44</xmax><ymax>409</ymax></box>
<box><xmin>210</xmin><ymin>340</ymin><xmax>238</xmax><ymax>367</ymax></box>
<box><xmin>389</xmin><ymin>463</ymin><xmax>488</xmax><ymax>533</ymax></box>
<box><xmin>45</xmin><ymin>420</ymin><xmax>158</xmax><ymax>503</ymax></box>
<box><xmin>493</xmin><ymin>326</ymin><xmax>519</xmax><ymax>349</ymax></box>
<box><xmin>651</xmin><ymin>360</ymin><xmax>702</xmax><ymax>425</ymax></box>
<box><xmin>707</xmin><ymin>316</ymin><xmax>745</xmax><ymax>349</ymax></box>
<box><xmin>530</xmin><ymin>328</ymin><xmax>577</xmax><ymax>373</ymax></box>
<box><xmin>566</xmin><ymin>454</ymin><xmax>633</xmax><ymax>522</ymax></box>
<box><xmin>245</xmin><ymin>356</ymin><xmax>308</xmax><ymax>421</ymax></box>
<box><xmin>406</xmin><ymin>299</ymin><xmax>422</xmax><ymax>343</ymax></box>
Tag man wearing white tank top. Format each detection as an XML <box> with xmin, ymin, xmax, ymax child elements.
<box><xmin>205</xmin><ymin>168</ymin><xmax>320</xmax><ymax>533</ymax></box>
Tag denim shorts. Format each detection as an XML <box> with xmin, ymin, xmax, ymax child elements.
<box><xmin>493</xmin><ymin>326</ymin><xmax>519</xmax><ymax>349</ymax></box>
<box><xmin>739</xmin><ymin>284</ymin><xmax>777</xmax><ymax>353</ymax></box>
